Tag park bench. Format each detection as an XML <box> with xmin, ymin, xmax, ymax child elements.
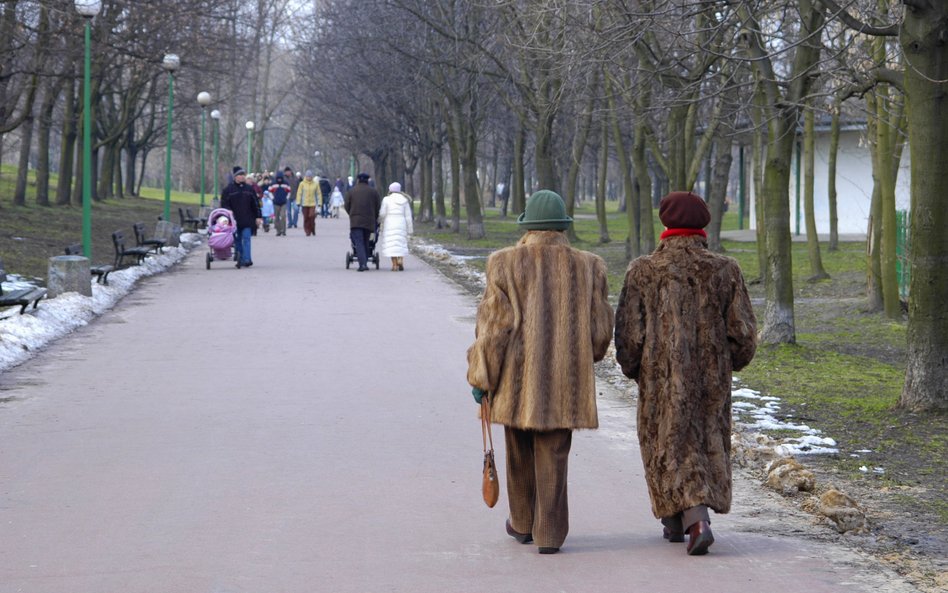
<box><xmin>178</xmin><ymin>207</ymin><xmax>201</xmax><ymax>232</ymax></box>
<box><xmin>111</xmin><ymin>230</ymin><xmax>151</xmax><ymax>269</ymax></box>
<box><xmin>64</xmin><ymin>244</ymin><xmax>115</xmax><ymax>285</ymax></box>
<box><xmin>0</xmin><ymin>259</ymin><xmax>47</xmax><ymax>315</ymax></box>
<box><xmin>133</xmin><ymin>221</ymin><xmax>166</xmax><ymax>254</ymax></box>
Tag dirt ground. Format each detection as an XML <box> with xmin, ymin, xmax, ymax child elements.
<box><xmin>413</xmin><ymin>243</ymin><xmax>948</xmax><ymax>593</ymax></box>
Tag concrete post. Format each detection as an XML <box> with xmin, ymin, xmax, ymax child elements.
<box><xmin>48</xmin><ymin>255</ymin><xmax>92</xmax><ymax>297</ymax></box>
<box><xmin>155</xmin><ymin>220</ymin><xmax>180</xmax><ymax>247</ymax></box>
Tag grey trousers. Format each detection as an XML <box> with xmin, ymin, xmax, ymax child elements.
<box><xmin>504</xmin><ymin>427</ymin><xmax>572</xmax><ymax>549</ymax></box>
<box><xmin>662</xmin><ymin>505</ymin><xmax>711</xmax><ymax>533</ymax></box>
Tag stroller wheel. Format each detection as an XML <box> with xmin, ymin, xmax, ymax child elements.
<box><xmin>206</xmin><ymin>253</ymin><xmax>212</xmax><ymax>270</ymax></box>
<box><xmin>345</xmin><ymin>252</ymin><xmax>352</xmax><ymax>269</ymax></box>
<box><xmin>374</xmin><ymin>254</ymin><xmax>380</xmax><ymax>269</ymax></box>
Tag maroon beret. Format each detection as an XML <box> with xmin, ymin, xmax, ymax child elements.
<box><xmin>658</xmin><ymin>191</ymin><xmax>710</xmax><ymax>229</ymax></box>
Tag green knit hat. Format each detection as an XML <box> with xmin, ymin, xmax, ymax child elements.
<box><xmin>517</xmin><ymin>190</ymin><xmax>573</xmax><ymax>231</ymax></box>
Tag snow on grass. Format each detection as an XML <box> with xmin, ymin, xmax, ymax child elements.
<box><xmin>0</xmin><ymin>234</ymin><xmax>201</xmax><ymax>374</ymax></box>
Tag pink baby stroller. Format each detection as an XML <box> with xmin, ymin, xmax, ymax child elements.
<box><xmin>206</xmin><ymin>208</ymin><xmax>237</xmax><ymax>269</ymax></box>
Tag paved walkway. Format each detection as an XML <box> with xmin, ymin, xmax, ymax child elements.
<box><xmin>0</xmin><ymin>216</ymin><xmax>913</xmax><ymax>593</ymax></box>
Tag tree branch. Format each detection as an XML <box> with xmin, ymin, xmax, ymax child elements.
<box><xmin>817</xmin><ymin>0</ymin><xmax>899</xmax><ymax>36</ymax></box>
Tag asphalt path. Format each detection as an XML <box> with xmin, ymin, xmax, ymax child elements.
<box><xmin>0</xmin><ymin>215</ymin><xmax>916</xmax><ymax>593</ymax></box>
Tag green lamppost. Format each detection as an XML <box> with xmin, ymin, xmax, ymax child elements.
<box><xmin>197</xmin><ymin>91</ymin><xmax>211</xmax><ymax>207</ymax></box>
<box><xmin>211</xmin><ymin>109</ymin><xmax>221</xmax><ymax>201</ymax></box>
<box><xmin>245</xmin><ymin>120</ymin><xmax>254</xmax><ymax>173</ymax></box>
<box><xmin>75</xmin><ymin>0</ymin><xmax>102</xmax><ymax>258</ymax></box>
<box><xmin>162</xmin><ymin>53</ymin><xmax>180</xmax><ymax>222</ymax></box>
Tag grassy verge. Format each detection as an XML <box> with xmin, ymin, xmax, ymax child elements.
<box><xmin>0</xmin><ymin>166</ymin><xmax>199</xmax><ymax>282</ymax></box>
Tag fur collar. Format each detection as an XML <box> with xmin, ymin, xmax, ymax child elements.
<box><xmin>517</xmin><ymin>230</ymin><xmax>570</xmax><ymax>247</ymax></box>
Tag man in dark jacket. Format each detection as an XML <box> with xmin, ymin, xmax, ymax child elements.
<box><xmin>284</xmin><ymin>166</ymin><xmax>300</xmax><ymax>228</ymax></box>
<box><xmin>344</xmin><ymin>172</ymin><xmax>381</xmax><ymax>271</ymax></box>
<box><xmin>221</xmin><ymin>166</ymin><xmax>262</xmax><ymax>268</ymax></box>
<box><xmin>268</xmin><ymin>173</ymin><xmax>292</xmax><ymax>236</ymax></box>
<box><xmin>318</xmin><ymin>174</ymin><xmax>333</xmax><ymax>218</ymax></box>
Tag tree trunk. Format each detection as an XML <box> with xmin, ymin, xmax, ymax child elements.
<box><xmin>760</xmin><ymin>115</ymin><xmax>797</xmax><ymax>344</ymax></box>
<box><xmin>565</xmin><ymin>77</ymin><xmax>596</xmax><ymax>241</ymax></box>
<box><xmin>707</xmin><ymin>138</ymin><xmax>733</xmax><ymax>253</ymax></box>
<box><xmin>900</xmin><ymin>2</ymin><xmax>948</xmax><ymax>412</ymax></box>
<box><xmin>13</xmin><ymin>101</ymin><xmax>36</xmax><ymax>206</ymax></box>
<box><xmin>632</xmin><ymin>111</ymin><xmax>655</xmax><ymax>254</ymax></box>
<box><xmin>434</xmin><ymin>142</ymin><xmax>446</xmax><ymax>228</ymax></box>
<box><xmin>596</xmin><ymin>119</ymin><xmax>611</xmax><ymax>244</ymax></box>
<box><xmin>511</xmin><ymin>119</ymin><xmax>527</xmax><ymax>215</ymax></box>
<box><xmin>803</xmin><ymin>107</ymin><xmax>829</xmax><ymax>281</ymax></box>
<box><xmin>420</xmin><ymin>147</ymin><xmax>432</xmax><ymax>222</ymax></box>
<box><xmin>125</xmin><ymin>125</ymin><xmax>138</xmax><ymax>197</ymax></box>
<box><xmin>877</xmin><ymin>89</ymin><xmax>901</xmax><ymax>320</ymax></box>
<box><xmin>98</xmin><ymin>142</ymin><xmax>116</xmax><ymax>200</ymax></box>
<box><xmin>827</xmin><ymin>105</ymin><xmax>840</xmax><ymax>251</ymax></box>
<box><xmin>607</xmin><ymin>83</ymin><xmax>638</xmax><ymax>259</ymax></box>
<box><xmin>56</xmin><ymin>77</ymin><xmax>77</xmax><ymax>206</ymax></box>
<box><xmin>444</xmin><ymin>106</ymin><xmax>462</xmax><ymax>233</ymax></box>
<box><xmin>534</xmin><ymin>107</ymin><xmax>557</xmax><ymax>191</ymax></box>
<box><xmin>751</xmin><ymin>88</ymin><xmax>767</xmax><ymax>284</ymax></box>
<box><xmin>36</xmin><ymin>80</ymin><xmax>59</xmax><ymax>207</ymax></box>
<box><xmin>463</xmin><ymin>118</ymin><xmax>485</xmax><ymax>239</ymax></box>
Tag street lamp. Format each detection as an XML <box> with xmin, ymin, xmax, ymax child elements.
<box><xmin>75</xmin><ymin>0</ymin><xmax>101</xmax><ymax>258</ymax></box>
<box><xmin>245</xmin><ymin>120</ymin><xmax>254</xmax><ymax>173</ymax></box>
<box><xmin>210</xmin><ymin>109</ymin><xmax>221</xmax><ymax>201</ymax></box>
<box><xmin>162</xmin><ymin>53</ymin><xmax>180</xmax><ymax>222</ymax></box>
<box><xmin>197</xmin><ymin>91</ymin><xmax>211</xmax><ymax>207</ymax></box>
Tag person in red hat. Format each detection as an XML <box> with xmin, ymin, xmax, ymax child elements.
<box><xmin>614</xmin><ymin>191</ymin><xmax>757</xmax><ymax>556</ymax></box>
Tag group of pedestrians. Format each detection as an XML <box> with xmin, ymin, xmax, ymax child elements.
<box><xmin>466</xmin><ymin>190</ymin><xmax>758</xmax><ymax>557</ymax></box>
<box><xmin>218</xmin><ymin>165</ymin><xmax>413</xmax><ymax>272</ymax></box>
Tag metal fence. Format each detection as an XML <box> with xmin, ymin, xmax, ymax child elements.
<box><xmin>896</xmin><ymin>209</ymin><xmax>911</xmax><ymax>300</ymax></box>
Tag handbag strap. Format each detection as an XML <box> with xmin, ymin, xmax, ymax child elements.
<box><xmin>481</xmin><ymin>395</ymin><xmax>494</xmax><ymax>454</ymax></box>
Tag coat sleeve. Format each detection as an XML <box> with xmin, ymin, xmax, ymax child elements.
<box><xmin>614</xmin><ymin>262</ymin><xmax>646</xmax><ymax>380</ymax></box>
<box><xmin>589</xmin><ymin>255</ymin><xmax>614</xmax><ymax>362</ymax></box>
<box><xmin>466</xmin><ymin>254</ymin><xmax>514</xmax><ymax>392</ymax></box>
<box><xmin>726</xmin><ymin>263</ymin><xmax>757</xmax><ymax>371</ymax></box>
<box><xmin>405</xmin><ymin>201</ymin><xmax>414</xmax><ymax>235</ymax></box>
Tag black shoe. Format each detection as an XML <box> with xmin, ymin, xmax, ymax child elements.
<box><xmin>538</xmin><ymin>547</ymin><xmax>560</xmax><ymax>554</ymax></box>
<box><xmin>235</xmin><ymin>262</ymin><xmax>242</xmax><ymax>269</ymax></box>
<box><xmin>357</xmin><ymin>266</ymin><xmax>367</xmax><ymax>272</ymax></box>
<box><xmin>686</xmin><ymin>521</ymin><xmax>714</xmax><ymax>556</ymax></box>
<box><xmin>245</xmin><ymin>261</ymin><xmax>253</xmax><ymax>267</ymax></box>
<box><xmin>505</xmin><ymin>519</ymin><xmax>533</xmax><ymax>544</ymax></box>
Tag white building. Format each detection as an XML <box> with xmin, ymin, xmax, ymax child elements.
<box><xmin>749</xmin><ymin>123</ymin><xmax>911</xmax><ymax>235</ymax></box>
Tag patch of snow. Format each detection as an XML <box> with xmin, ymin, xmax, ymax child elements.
<box><xmin>0</xmin><ymin>236</ymin><xmax>200</xmax><ymax>374</ymax></box>
<box><xmin>411</xmin><ymin>238</ymin><xmax>486</xmax><ymax>289</ymax></box>
<box><xmin>774</xmin><ymin>435</ymin><xmax>839</xmax><ymax>456</ymax></box>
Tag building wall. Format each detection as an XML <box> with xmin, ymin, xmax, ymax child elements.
<box><xmin>749</xmin><ymin>128</ymin><xmax>911</xmax><ymax>235</ymax></box>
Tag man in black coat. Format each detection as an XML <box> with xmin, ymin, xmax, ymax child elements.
<box><xmin>344</xmin><ymin>172</ymin><xmax>381</xmax><ymax>271</ymax></box>
<box><xmin>318</xmin><ymin>174</ymin><xmax>333</xmax><ymax>218</ymax></box>
<box><xmin>221</xmin><ymin>166</ymin><xmax>262</xmax><ymax>268</ymax></box>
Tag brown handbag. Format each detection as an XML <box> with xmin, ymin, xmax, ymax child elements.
<box><xmin>481</xmin><ymin>395</ymin><xmax>500</xmax><ymax>508</ymax></box>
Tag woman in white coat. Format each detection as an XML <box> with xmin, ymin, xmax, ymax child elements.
<box><xmin>378</xmin><ymin>182</ymin><xmax>414</xmax><ymax>271</ymax></box>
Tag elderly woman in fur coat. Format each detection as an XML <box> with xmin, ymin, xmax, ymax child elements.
<box><xmin>467</xmin><ymin>190</ymin><xmax>614</xmax><ymax>555</ymax></box>
<box><xmin>614</xmin><ymin>191</ymin><xmax>757</xmax><ymax>556</ymax></box>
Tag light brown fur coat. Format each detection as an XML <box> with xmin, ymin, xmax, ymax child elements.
<box><xmin>467</xmin><ymin>231</ymin><xmax>614</xmax><ymax>431</ymax></box>
<box><xmin>614</xmin><ymin>235</ymin><xmax>757</xmax><ymax>519</ymax></box>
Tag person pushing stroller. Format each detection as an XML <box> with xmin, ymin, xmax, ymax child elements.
<box><xmin>345</xmin><ymin>172</ymin><xmax>381</xmax><ymax>272</ymax></box>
